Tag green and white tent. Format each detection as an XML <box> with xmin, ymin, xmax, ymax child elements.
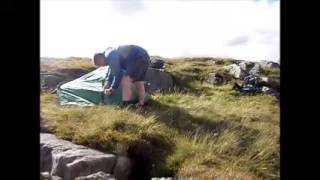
<box><xmin>57</xmin><ymin>66</ymin><xmax>150</xmax><ymax>106</ymax></box>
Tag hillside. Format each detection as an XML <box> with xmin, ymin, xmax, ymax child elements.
<box><xmin>40</xmin><ymin>57</ymin><xmax>280</xmax><ymax>179</ymax></box>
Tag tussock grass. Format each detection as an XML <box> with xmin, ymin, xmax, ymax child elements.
<box><xmin>41</xmin><ymin>57</ymin><xmax>95</xmax><ymax>72</ymax></box>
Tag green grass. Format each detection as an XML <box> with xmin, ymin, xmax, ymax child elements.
<box><xmin>40</xmin><ymin>58</ymin><xmax>279</xmax><ymax>179</ymax></box>
<box><xmin>41</xmin><ymin>57</ymin><xmax>95</xmax><ymax>72</ymax></box>
<box><xmin>261</xmin><ymin>67</ymin><xmax>280</xmax><ymax>78</ymax></box>
<box><xmin>164</xmin><ymin>58</ymin><xmax>232</xmax><ymax>90</ymax></box>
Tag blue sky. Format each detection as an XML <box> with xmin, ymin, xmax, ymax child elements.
<box><xmin>41</xmin><ymin>0</ymin><xmax>279</xmax><ymax>62</ymax></box>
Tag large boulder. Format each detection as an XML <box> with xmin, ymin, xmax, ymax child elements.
<box><xmin>40</xmin><ymin>133</ymin><xmax>116</xmax><ymax>180</ymax></box>
<box><xmin>41</xmin><ymin>69</ymin><xmax>92</xmax><ymax>91</ymax></box>
<box><xmin>40</xmin><ymin>172</ymin><xmax>51</xmax><ymax>180</ymax></box>
<box><xmin>207</xmin><ymin>73</ymin><xmax>224</xmax><ymax>85</ymax></box>
<box><xmin>262</xmin><ymin>86</ymin><xmax>280</xmax><ymax>100</ymax></box>
<box><xmin>248</xmin><ymin>63</ymin><xmax>262</xmax><ymax>76</ymax></box>
<box><xmin>41</xmin><ymin>73</ymin><xmax>65</xmax><ymax>90</ymax></box>
<box><xmin>260</xmin><ymin>77</ymin><xmax>280</xmax><ymax>91</ymax></box>
<box><xmin>40</xmin><ymin>172</ymin><xmax>63</xmax><ymax>180</ymax></box>
<box><xmin>144</xmin><ymin>68</ymin><xmax>174</xmax><ymax>93</ymax></box>
<box><xmin>224</xmin><ymin>62</ymin><xmax>262</xmax><ymax>79</ymax></box>
<box><xmin>224</xmin><ymin>64</ymin><xmax>249</xmax><ymax>79</ymax></box>
<box><xmin>239</xmin><ymin>61</ymin><xmax>255</xmax><ymax>71</ymax></box>
<box><xmin>112</xmin><ymin>156</ymin><xmax>132</xmax><ymax>180</ymax></box>
<box><xmin>206</xmin><ymin>73</ymin><xmax>233</xmax><ymax>85</ymax></box>
<box><xmin>149</xmin><ymin>57</ymin><xmax>165</xmax><ymax>69</ymax></box>
<box><xmin>74</xmin><ymin>171</ymin><xmax>115</xmax><ymax>180</ymax></box>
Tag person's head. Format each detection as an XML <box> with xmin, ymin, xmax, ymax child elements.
<box><xmin>93</xmin><ymin>53</ymin><xmax>107</xmax><ymax>67</ymax></box>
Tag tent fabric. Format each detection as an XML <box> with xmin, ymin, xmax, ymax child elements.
<box><xmin>57</xmin><ymin>66</ymin><xmax>150</xmax><ymax>106</ymax></box>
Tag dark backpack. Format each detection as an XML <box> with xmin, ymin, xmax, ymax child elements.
<box><xmin>234</xmin><ymin>75</ymin><xmax>262</xmax><ymax>95</ymax></box>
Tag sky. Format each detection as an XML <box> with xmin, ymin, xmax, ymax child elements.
<box><xmin>40</xmin><ymin>0</ymin><xmax>280</xmax><ymax>62</ymax></box>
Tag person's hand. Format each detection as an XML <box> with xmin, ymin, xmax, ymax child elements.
<box><xmin>103</xmin><ymin>85</ymin><xmax>110</xmax><ymax>90</ymax></box>
<box><xmin>104</xmin><ymin>88</ymin><xmax>113</xmax><ymax>96</ymax></box>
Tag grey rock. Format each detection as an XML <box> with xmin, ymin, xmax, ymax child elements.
<box><xmin>239</xmin><ymin>61</ymin><xmax>255</xmax><ymax>71</ymax></box>
<box><xmin>207</xmin><ymin>73</ymin><xmax>224</xmax><ymax>85</ymax></box>
<box><xmin>40</xmin><ymin>172</ymin><xmax>51</xmax><ymax>180</ymax></box>
<box><xmin>40</xmin><ymin>133</ymin><xmax>116</xmax><ymax>180</ymax></box>
<box><xmin>41</xmin><ymin>69</ymin><xmax>90</xmax><ymax>92</ymax></box>
<box><xmin>113</xmin><ymin>156</ymin><xmax>132</xmax><ymax>180</ymax></box>
<box><xmin>40</xmin><ymin>172</ymin><xmax>63</xmax><ymax>180</ymax></box>
<box><xmin>144</xmin><ymin>68</ymin><xmax>174</xmax><ymax>93</ymax></box>
<box><xmin>260</xmin><ymin>76</ymin><xmax>280</xmax><ymax>91</ymax></box>
<box><xmin>51</xmin><ymin>176</ymin><xmax>63</xmax><ymax>180</ymax></box>
<box><xmin>150</xmin><ymin>57</ymin><xmax>165</xmax><ymax>69</ymax></box>
<box><xmin>248</xmin><ymin>63</ymin><xmax>262</xmax><ymax>76</ymax></box>
<box><xmin>224</xmin><ymin>62</ymin><xmax>262</xmax><ymax>79</ymax></box>
<box><xmin>75</xmin><ymin>171</ymin><xmax>115</xmax><ymax>180</ymax></box>
<box><xmin>262</xmin><ymin>86</ymin><xmax>280</xmax><ymax>100</ymax></box>
<box><xmin>41</xmin><ymin>74</ymin><xmax>64</xmax><ymax>90</ymax></box>
<box><xmin>224</xmin><ymin>64</ymin><xmax>248</xmax><ymax>79</ymax></box>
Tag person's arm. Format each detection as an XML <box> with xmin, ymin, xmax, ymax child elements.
<box><xmin>104</xmin><ymin>68</ymin><xmax>113</xmax><ymax>89</ymax></box>
<box><xmin>108</xmin><ymin>51</ymin><xmax>123</xmax><ymax>90</ymax></box>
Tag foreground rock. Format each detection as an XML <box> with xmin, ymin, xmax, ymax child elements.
<box><xmin>41</xmin><ymin>68</ymin><xmax>92</xmax><ymax>92</ymax></box>
<box><xmin>75</xmin><ymin>171</ymin><xmax>115</xmax><ymax>180</ymax></box>
<box><xmin>40</xmin><ymin>73</ymin><xmax>65</xmax><ymax>91</ymax></box>
<box><xmin>40</xmin><ymin>133</ymin><xmax>116</xmax><ymax>180</ymax></box>
<box><xmin>40</xmin><ymin>172</ymin><xmax>63</xmax><ymax>180</ymax></box>
<box><xmin>145</xmin><ymin>68</ymin><xmax>174</xmax><ymax>93</ymax></box>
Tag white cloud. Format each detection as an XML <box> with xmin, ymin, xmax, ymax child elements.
<box><xmin>41</xmin><ymin>0</ymin><xmax>279</xmax><ymax>61</ymax></box>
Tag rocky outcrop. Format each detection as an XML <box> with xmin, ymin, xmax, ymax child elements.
<box><xmin>239</xmin><ymin>61</ymin><xmax>255</xmax><ymax>71</ymax></box>
<box><xmin>207</xmin><ymin>73</ymin><xmax>224</xmax><ymax>85</ymax></box>
<box><xmin>149</xmin><ymin>57</ymin><xmax>165</xmax><ymax>69</ymax></box>
<box><xmin>260</xmin><ymin>77</ymin><xmax>280</xmax><ymax>91</ymax></box>
<box><xmin>248</xmin><ymin>63</ymin><xmax>262</xmax><ymax>77</ymax></box>
<box><xmin>41</xmin><ymin>73</ymin><xmax>65</xmax><ymax>91</ymax></box>
<box><xmin>41</xmin><ymin>68</ymin><xmax>91</xmax><ymax>92</ymax></box>
<box><xmin>112</xmin><ymin>156</ymin><xmax>132</xmax><ymax>180</ymax></box>
<box><xmin>145</xmin><ymin>68</ymin><xmax>174</xmax><ymax>93</ymax></box>
<box><xmin>262</xmin><ymin>86</ymin><xmax>280</xmax><ymax>100</ymax></box>
<box><xmin>259</xmin><ymin>60</ymin><xmax>280</xmax><ymax>69</ymax></box>
<box><xmin>224</xmin><ymin>64</ymin><xmax>248</xmax><ymax>79</ymax></box>
<box><xmin>40</xmin><ymin>133</ymin><xmax>116</xmax><ymax>180</ymax></box>
<box><xmin>206</xmin><ymin>73</ymin><xmax>233</xmax><ymax>85</ymax></box>
<box><xmin>74</xmin><ymin>171</ymin><xmax>115</xmax><ymax>180</ymax></box>
<box><xmin>224</xmin><ymin>62</ymin><xmax>262</xmax><ymax>79</ymax></box>
<box><xmin>40</xmin><ymin>172</ymin><xmax>63</xmax><ymax>180</ymax></box>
